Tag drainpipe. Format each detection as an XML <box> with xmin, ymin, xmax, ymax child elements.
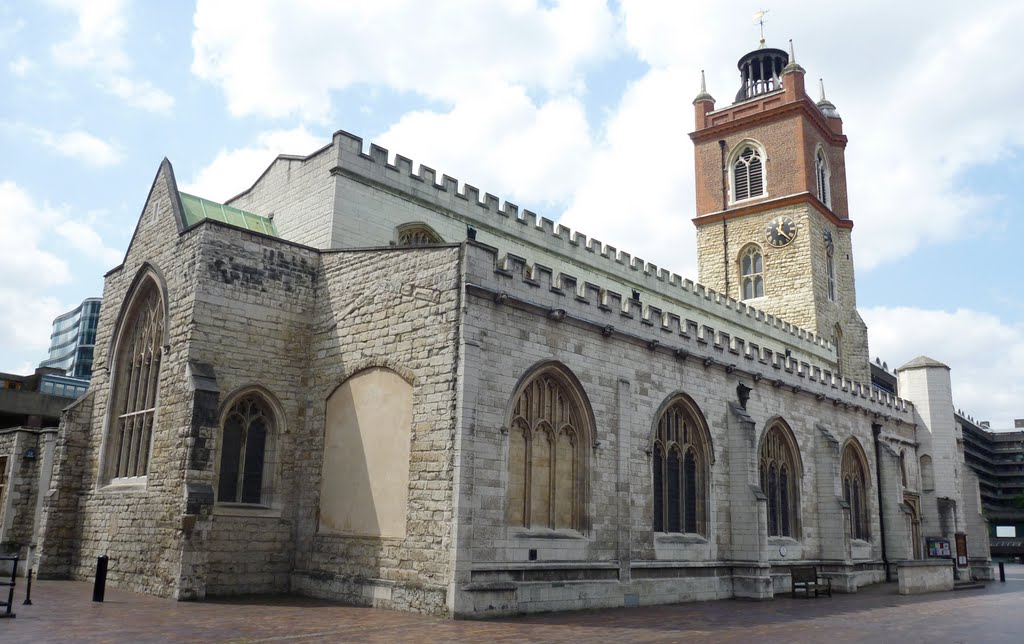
<box><xmin>872</xmin><ymin>423</ymin><xmax>892</xmax><ymax>582</ymax></box>
<box><xmin>719</xmin><ymin>140</ymin><xmax>729</xmax><ymax>296</ymax></box>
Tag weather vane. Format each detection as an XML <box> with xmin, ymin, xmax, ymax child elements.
<box><xmin>753</xmin><ymin>9</ymin><xmax>769</xmax><ymax>46</ymax></box>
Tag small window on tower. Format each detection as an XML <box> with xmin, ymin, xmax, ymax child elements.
<box><xmin>732</xmin><ymin>144</ymin><xmax>764</xmax><ymax>202</ymax></box>
<box><xmin>815</xmin><ymin>148</ymin><xmax>831</xmax><ymax>208</ymax></box>
<box><xmin>740</xmin><ymin>244</ymin><xmax>764</xmax><ymax>300</ymax></box>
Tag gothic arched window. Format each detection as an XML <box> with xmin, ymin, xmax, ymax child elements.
<box><xmin>760</xmin><ymin>422</ymin><xmax>801</xmax><ymax>538</ymax></box>
<box><xmin>740</xmin><ymin>244</ymin><xmax>764</xmax><ymax>300</ymax></box>
<box><xmin>841</xmin><ymin>440</ymin><xmax>870</xmax><ymax>541</ymax></box>
<box><xmin>652</xmin><ymin>396</ymin><xmax>712</xmax><ymax>536</ymax></box>
<box><xmin>732</xmin><ymin>143</ymin><xmax>765</xmax><ymax>201</ymax></box>
<box><xmin>218</xmin><ymin>392</ymin><xmax>275</xmax><ymax>504</ymax></box>
<box><xmin>826</xmin><ymin>239</ymin><xmax>836</xmax><ymax>302</ymax></box>
<box><xmin>507</xmin><ymin>364</ymin><xmax>591</xmax><ymax>532</ymax></box>
<box><xmin>396</xmin><ymin>223</ymin><xmax>443</xmax><ymax>247</ymax></box>
<box><xmin>815</xmin><ymin>148</ymin><xmax>831</xmax><ymax>208</ymax></box>
<box><xmin>107</xmin><ymin>276</ymin><xmax>164</xmax><ymax>482</ymax></box>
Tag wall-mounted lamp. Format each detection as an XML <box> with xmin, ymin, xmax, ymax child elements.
<box><xmin>467</xmin><ymin>226</ymin><xmax>477</xmax><ymax>241</ymax></box>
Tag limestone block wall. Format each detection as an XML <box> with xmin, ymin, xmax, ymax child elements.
<box><xmin>0</xmin><ymin>428</ymin><xmax>55</xmax><ymax>558</ymax></box>
<box><xmin>182</xmin><ymin>222</ymin><xmax>321</xmax><ymax>597</ymax></box>
<box><xmin>694</xmin><ymin>202</ymin><xmax>868</xmax><ymax>383</ymax></box>
<box><xmin>450</xmin><ymin>242</ymin><xmax>910</xmax><ymax>615</ymax></box>
<box><xmin>291</xmin><ymin>245</ymin><xmax>462</xmax><ymax>615</ymax></box>
<box><xmin>36</xmin><ymin>162</ymin><xmax>205</xmax><ymax>598</ymax></box>
<box><xmin>226</xmin><ymin>144</ymin><xmax>337</xmax><ymax>249</ymax></box>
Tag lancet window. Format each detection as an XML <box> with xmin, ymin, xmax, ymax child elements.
<box><xmin>740</xmin><ymin>244</ymin><xmax>764</xmax><ymax>300</ymax></box>
<box><xmin>841</xmin><ymin>441</ymin><xmax>870</xmax><ymax>541</ymax></box>
<box><xmin>759</xmin><ymin>422</ymin><xmax>801</xmax><ymax>538</ymax></box>
<box><xmin>218</xmin><ymin>393</ymin><xmax>274</xmax><ymax>504</ymax></box>
<box><xmin>652</xmin><ymin>396</ymin><xmax>711</xmax><ymax>536</ymax></box>
<box><xmin>816</xmin><ymin>148</ymin><xmax>831</xmax><ymax>208</ymax></box>
<box><xmin>108</xmin><ymin>278</ymin><xmax>164</xmax><ymax>481</ymax></box>
<box><xmin>507</xmin><ymin>365</ymin><xmax>591</xmax><ymax>532</ymax></box>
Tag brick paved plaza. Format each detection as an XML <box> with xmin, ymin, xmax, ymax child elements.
<box><xmin>3</xmin><ymin>567</ymin><xmax>1023</xmax><ymax>643</ymax></box>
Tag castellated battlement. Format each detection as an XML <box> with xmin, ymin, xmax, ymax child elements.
<box><xmin>463</xmin><ymin>242</ymin><xmax>913</xmax><ymax>421</ymax></box>
<box><xmin>323</xmin><ymin>130</ymin><xmax>835</xmax><ymax>358</ymax></box>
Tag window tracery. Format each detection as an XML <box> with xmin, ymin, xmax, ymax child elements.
<box><xmin>740</xmin><ymin>244</ymin><xmax>764</xmax><ymax>300</ymax></box>
<box><xmin>218</xmin><ymin>393</ymin><xmax>273</xmax><ymax>504</ymax></box>
<box><xmin>760</xmin><ymin>422</ymin><xmax>801</xmax><ymax>538</ymax></box>
<box><xmin>396</xmin><ymin>224</ymin><xmax>442</xmax><ymax>247</ymax></box>
<box><xmin>652</xmin><ymin>397</ymin><xmax>711</xmax><ymax>535</ymax></box>
<box><xmin>507</xmin><ymin>365</ymin><xmax>590</xmax><ymax>531</ymax></box>
<box><xmin>841</xmin><ymin>441</ymin><xmax>870</xmax><ymax>541</ymax></box>
<box><xmin>109</xmin><ymin>280</ymin><xmax>164</xmax><ymax>481</ymax></box>
<box><xmin>732</xmin><ymin>144</ymin><xmax>765</xmax><ymax>201</ymax></box>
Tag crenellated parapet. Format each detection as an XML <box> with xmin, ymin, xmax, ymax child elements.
<box><xmin>321</xmin><ymin>130</ymin><xmax>837</xmax><ymax>362</ymax></box>
<box><xmin>464</xmin><ymin>242</ymin><xmax>913</xmax><ymax>421</ymax></box>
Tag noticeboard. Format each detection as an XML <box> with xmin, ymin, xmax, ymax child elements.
<box><xmin>926</xmin><ymin>537</ymin><xmax>951</xmax><ymax>558</ymax></box>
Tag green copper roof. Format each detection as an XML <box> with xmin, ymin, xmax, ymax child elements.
<box><xmin>179</xmin><ymin>192</ymin><xmax>279</xmax><ymax>237</ymax></box>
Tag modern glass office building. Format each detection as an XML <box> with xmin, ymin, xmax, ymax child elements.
<box><xmin>39</xmin><ymin>297</ymin><xmax>101</xmax><ymax>380</ymax></box>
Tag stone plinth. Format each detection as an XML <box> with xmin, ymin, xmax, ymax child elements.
<box><xmin>897</xmin><ymin>560</ymin><xmax>953</xmax><ymax>595</ymax></box>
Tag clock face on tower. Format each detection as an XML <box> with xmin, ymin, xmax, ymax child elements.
<box><xmin>765</xmin><ymin>216</ymin><xmax>797</xmax><ymax>248</ymax></box>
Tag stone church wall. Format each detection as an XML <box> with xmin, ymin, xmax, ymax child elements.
<box><xmin>450</xmin><ymin>242</ymin><xmax>911</xmax><ymax>615</ymax></box>
<box><xmin>37</xmin><ymin>162</ymin><xmax>206</xmax><ymax>597</ymax></box>
<box><xmin>290</xmin><ymin>245</ymin><xmax>462</xmax><ymax>615</ymax></box>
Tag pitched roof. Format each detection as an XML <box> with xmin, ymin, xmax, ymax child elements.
<box><xmin>178</xmin><ymin>192</ymin><xmax>279</xmax><ymax>237</ymax></box>
<box><xmin>897</xmin><ymin>356</ymin><xmax>950</xmax><ymax>371</ymax></box>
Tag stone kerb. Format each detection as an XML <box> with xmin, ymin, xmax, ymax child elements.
<box><xmin>463</xmin><ymin>242</ymin><xmax>913</xmax><ymax>422</ymax></box>
<box><xmin>328</xmin><ymin>130</ymin><xmax>833</xmax><ymax>361</ymax></box>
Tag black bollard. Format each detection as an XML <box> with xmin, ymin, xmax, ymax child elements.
<box><xmin>999</xmin><ymin>561</ymin><xmax>1005</xmax><ymax>582</ymax></box>
<box><xmin>22</xmin><ymin>569</ymin><xmax>32</xmax><ymax>605</ymax></box>
<box><xmin>92</xmin><ymin>556</ymin><xmax>108</xmax><ymax>602</ymax></box>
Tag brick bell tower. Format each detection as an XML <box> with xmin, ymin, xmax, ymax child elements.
<box><xmin>690</xmin><ymin>40</ymin><xmax>869</xmax><ymax>383</ymax></box>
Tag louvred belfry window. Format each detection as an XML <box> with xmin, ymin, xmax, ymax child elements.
<box><xmin>733</xmin><ymin>145</ymin><xmax>764</xmax><ymax>201</ymax></box>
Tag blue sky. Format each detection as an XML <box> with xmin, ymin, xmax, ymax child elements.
<box><xmin>1</xmin><ymin>1</ymin><xmax>1022</xmax><ymax>428</ymax></box>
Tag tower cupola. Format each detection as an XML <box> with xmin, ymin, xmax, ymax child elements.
<box><xmin>734</xmin><ymin>46</ymin><xmax>789</xmax><ymax>102</ymax></box>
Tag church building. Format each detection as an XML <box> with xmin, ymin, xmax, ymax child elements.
<box><xmin>28</xmin><ymin>41</ymin><xmax>992</xmax><ymax>617</ymax></box>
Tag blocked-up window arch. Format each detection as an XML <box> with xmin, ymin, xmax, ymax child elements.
<box><xmin>732</xmin><ymin>143</ymin><xmax>765</xmax><ymax>201</ymax></box>
<box><xmin>740</xmin><ymin>244</ymin><xmax>764</xmax><ymax>300</ymax></box>
<box><xmin>760</xmin><ymin>421</ymin><xmax>801</xmax><ymax>538</ymax></box>
<box><xmin>841</xmin><ymin>440</ymin><xmax>870</xmax><ymax>541</ymax></box>
<box><xmin>652</xmin><ymin>395</ymin><xmax>712</xmax><ymax>536</ymax></box>
<box><xmin>218</xmin><ymin>392</ymin><xmax>275</xmax><ymax>505</ymax></box>
<box><xmin>507</xmin><ymin>363</ymin><xmax>591</xmax><ymax>532</ymax></box>
<box><xmin>106</xmin><ymin>275</ymin><xmax>165</xmax><ymax>481</ymax></box>
<box><xmin>319</xmin><ymin>367</ymin><xmax>413</xmax><ymax>537</ymax></box>
<box><xmin>920</xmin><ymin>454</ymin><xmax>935</xmax><ymax>491</ymax></box>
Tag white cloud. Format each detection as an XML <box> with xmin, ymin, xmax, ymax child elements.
<box><xmin>8</xmin><ymin>55</ymin><xmax>33</xmax><ymax>77</ymax></box>
<box><xmin>182</xmin><ymin>127</ymin><xmax>325</xmax><ymax>202</ymax></box>
<box><xmin>191</xmin><ymin>0</ymin><xmax>617</xmax><ymax>121</ymax></box>
<box><xmin>0</xmin><ymin>181</ymin><xmax>72</xmax><ymax>288</ymax></box>
<box><xmin>0</xmin><ymin>288</ymin><xmax>65</xmax><ymax>369</ymax></box>
<box><xmin>376</xmin><ymin>82</ymin><xmax>593</xmax><ymax>206</ymax></box>
<box><xmin>48</xmin><ymin>0</ymin><xmax>174</xmax><ymax>113</ymax></box>
<box><xmin>104</xmin><ymin>75</ymin><xmax>174</xmax><ymax>113</ymax></box>
<box><xmin>4</xmin><ymin>122</ymin><xmax>122</xmax><ymax>167</ymax></box>
<box><xmin>864</xmin><ymin>306</ymin><xmax>1024</xmax><ymax>430</ymax></box>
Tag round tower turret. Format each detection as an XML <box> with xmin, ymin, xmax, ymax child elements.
<box><xmin>734</xmin><ymin>46</ymin><xmax>789</xmax><ymax>102</ymax></box>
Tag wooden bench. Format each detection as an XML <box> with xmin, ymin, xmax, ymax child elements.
<box><xmin>790</xmin><ymin>565</ymin><xmax>832</xmax><ymax>598</ymax></box>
